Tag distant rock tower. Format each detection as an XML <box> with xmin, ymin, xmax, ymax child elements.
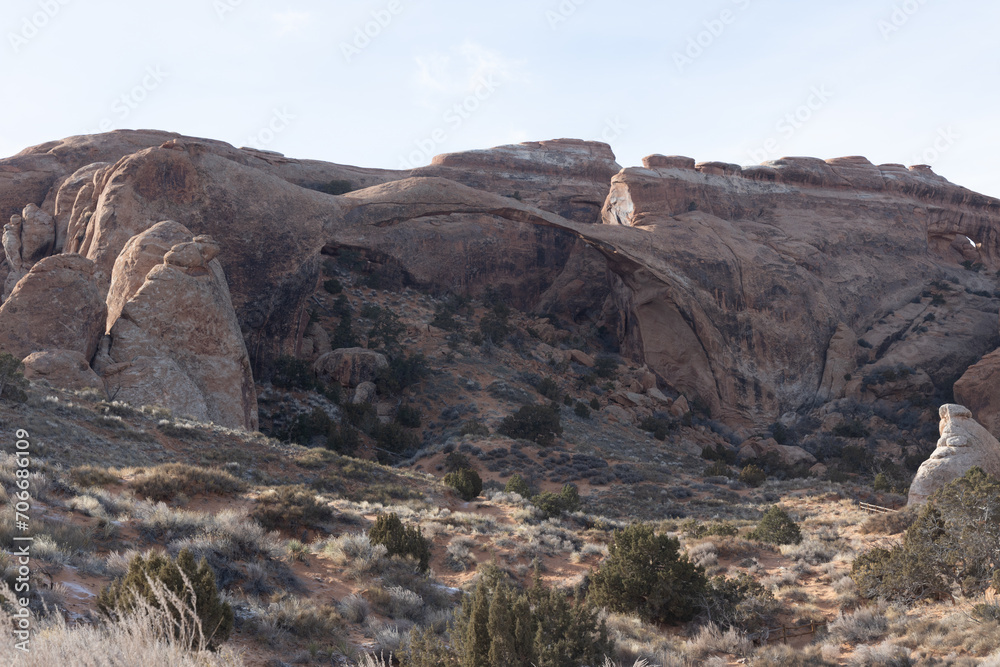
<box><xmin>907</xmin><ymin>404</ymin><xmax>1000</xmax><ymax>505</ymax></box>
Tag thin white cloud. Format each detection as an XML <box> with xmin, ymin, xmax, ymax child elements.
<box><xmin>411</xmin><ymin>41</ymin><xmax>526</xmax><ymax>103</ymax></box>
<box><xmin>273</xmin><ymin>11</ymin><xmax>311</xmax><ymax>37</ymax></box>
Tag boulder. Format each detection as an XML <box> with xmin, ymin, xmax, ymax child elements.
<box><xmin>570</xmin><ymin>350</ymin><xmax>595</xmax><ymax>367</ymax></box>
<box><xmin>22</xmin><ymin>349</ymin><xmax>102</xmax><ymax>392</ymax></box>
<box><xmin>105</xmin><ymin>234</ymin><xmax>257</xmax><ymax>430</ymax></box>
<box><xmin>646</xmin><ymin>387</ymin><xmax>672</xmax><ymax>405</ymax></box>
<box><xmin>908</xmin><ymin>404</ymin><xmax>1000</xmax><ymax>505</ymax></box>
<box><xmin>314</xmin><ymin>348</ymin><xmax>389</xmax><ymax>388</ymax></box>
<box><xmin>737</xmin><ymin>437</ymin><xmax>817</xmax><ymax>467</ymax></box>
<box><xmin>19</xmin><ymin>204</ymin><xmax>55</xmax><ymax>264</ymax></box>
<box><xmin>0</xmin><ymin>254</ymin><xmax>106</xmax><ymax>361</ymax></box>
<box><xmin>603</xmin><ymin>404</ymin><xmax>633</xmax><ymax>424</ymax></box>
<box><xmin>352</xmin><ymin>381</ymin><xmax>377</xmax><ymax>405</ymax></box>
<box><xmin>954</xmin><ymin>349</ymin><xmax>1000</xmax><ymax>439</ymax></box>
<box><xmin>106</xmin><ymin>220</ymin><xmax>197</xmax><ymax>329</ymax></box>
<box><xmin>669</xmin><ymin>395</ymin><xmax>690</xmax><ymax>418</ymax></box>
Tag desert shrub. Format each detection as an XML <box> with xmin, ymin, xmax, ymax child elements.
<box><xmin>460</xmin><ymin>419</ymin><xmax>490</xmax><ymax>437</ymax></box>
<box><xmin>833</xmin><ymin>419</ymin><xmax>871</xmax><ymax>439</ymax></box>
<box><xmin>252</xmin><ymin>485</ymin><xmax>333</xmax><ymax>531</ymax></box>
<box><xmin>640</xmin><ymin>417</ymin><xmax>673</xmax><ymax>441</ymax></box>
<box><xmin>532</xmin><ymin>484</ymin><xmax>581</xmax><ymax>519</ymax></box>
<box><xmin>537</xmin><ymin>377</ymin><xmax>561</xmax><ymax>401</ymax></box>
<box><xmin>594</xmin><ymin>356</ymin><xmax>619</xmax><ymax>379</ymax></box>
<box><xmin>504</xmin><ymin>473</ymin><xmax>532</xmax><ymax>498</ymax></box>
<box><xmin>748</xmin><ymin>506</ymin><xmax>801</xmax><ymax>545</ymax></box>
<box><xmin>702</xmin><ymin>443</ymin><xmax>736</xmax><ymax>464</ymax></box>
<box><xmin>479</xmin><ymin>296</ymin><xmax>512</xmax><ymax>346</ymax></box>
<box><xmin>368</xmin><ymin>513</ymin><xmax>430</xmax><ymax>573</ymax></box>
<box><xmin>680</xmin><ymin>519</ymin><xmax>739</xmax><ymax>539</ymax></box>
<box><xmin>702</xmin><ymin>573</ymin><xmax>778</xmax><ymax>632</ymax></box>
<box><xmin>328</xmin><ymin>422</ymin><xmax>361</xmax><ymax>455</ymax></box>
<box><xmin>365</xmin><ymin>305</ymin><xmax>406</xmax><ymax>352</ymax></box>
<box><xmin>375</xmin><ymin>353</ymin><xmax>428</xmax><ymax>395</ymax></box>
<box><xmin>498</xmin><ymin>404</ymin><xmax>563</xmax><ymax>446</ymax></box>
<box><xmin>704</xmin><ymin>461</ymin><xmax>733</xmax><ymax>478</ymax></box>
<box><xmin>574</xmin><ymin>401</ymin><xmax>591</xmax><ymax>419</ymax></box>
<box><xmin>0</xmin><ymin>353</ymin><xmax>28</xmax><ymax>402</ymax></box>
<box><xmin>323</xmin><ymin>278</ymin><xmax>343</xmax><ymax>294</ymax></box>
<box><xmin>739</xmin><ymin>464</ymin><xmax>767</xmax><ymax>488</ymax></box>
<box><xmin>852</xmin><ymin>467</ymin><xmax>1000</xmax><ymax>601</ymax></box>
<box><xmin>826</xmin><ymin>605</ymin><xmax>889</xmax><ymax>644</ymax></box>
<box><xmin>131</xmin><ymin>464</ymin><xmax>245</xmax><ymax>502</ymax></box>
<box><xmin>418</xmin><ymin>565</ymin><xmax>612</xmax><ymax>667</ymax></box>
<box><xmin>97</xmin><ymin>549</ymin><xmax>233</xmax><ymax>649</ymax></box>
<box><xmin>445</xmin><ymin>468</ymin><xmax>483</xmax><ymax>501</ymax></box>
<box><xmin>589</xmin><ymin>397</ymin><xmax>600</xmax><ymax>410</ymax></box>
<box><xmin>770</xmin><ymin>422</ymin><xmax>789</xmax><ymax>445</ymax></box>
<box><xmin>269</xmin><ymin>355</ymin><xmax>317</xmax><ymax>390</ymax></box>
<box><xmin>589</xmin><ymin>523</ymin><xmax>707</xmax><ymax>624</ymax></box>
<box><xmin>372</xmin><ymin>421</ymin><xmax>420</xmax><ymax>462</ymax></box>
<box><xmin>69</xmin><ymin>465</ymin><xmax>121</xmax><ymax>488</ymax></box>
<box><xmin>395</xmin><ymin>404</ymin><xmax>422</xmax><ymax>428</ymax></box>
<box><xmin>444</xmin><ymin>451</ymin><xmax>472</xmax><ymax>473</ymax></box>
<box><xmin>331</xmin><ymin>298</ymin><xmax>360</xmax><ymax>348</ymax></box>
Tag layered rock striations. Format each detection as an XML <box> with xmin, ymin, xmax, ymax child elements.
<box><xmin>3</xmin><ymin>131</ymin><xmax>1000</xmax><ymax>428</ymax></box>
<box><xmin>591</xmin><ymin>155</ymin><xmax>1000</xmax><ymax>422</ymax></box>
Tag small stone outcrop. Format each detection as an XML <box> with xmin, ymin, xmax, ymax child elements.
<box><xmin>314</xmin><ymin>348</ymin><xmax>388</xmax><ymax>388</ymax></box>
<box><xmin>0</xmin><ymin>254</ymin><xmax>106</xmax><ymax>361</ymax></box>
<box><xmin>22</xmin><ymin>349</ymin><xmax>103</xmax><ymax>392</ymax></box>
<box><xmin>908</xmin><ymin>404</ymin><xmax>1000</xmax><ymax>505</ymax></box>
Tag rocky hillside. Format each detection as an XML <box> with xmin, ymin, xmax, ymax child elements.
<box><xmin>3</xmin><ymin>130</ymin><xmax>1000</xmax><ymax>435</ymax></box>
<box><xmin>6</xmin><ymin>129</ymin><xmax>1000</xmax><ymax>665</ymax></box>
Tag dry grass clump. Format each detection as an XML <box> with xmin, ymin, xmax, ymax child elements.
<box><xmin>445</xmin><ymin>536</ymin><xmax>476</xmax><ymax>571</ymax></box>
<box><xmin>338</xmin><ymin>593</ymin><xmax>372</xmax><ymax>624</ymax></box>
<box><xmin>131</xmin><ymin>463</ymin><xmax>245</xmax><ymax>501</ymax></box>
<box><xmin>750</xmin><ymin>644</ymin><xmax>836</xmax><ymax>666</ymax></box>
<box><xmin>252</xmin><ymin>485</ymin><xmax>333</xmax><ymax>531</ymax></box>
<box><xmin>859</xmin><ymin>507</ymin><xmax>917</xmax><ymax>535</ymax></box>
<box><xmin>848</xmin><ymin>641</ymin><xmax>911</xmax><ymax>667</ymax></box>
<box><xmin>249</xmin><ymin>594</ymin><xmax>345</xmax><ymax>641</ymax></box>
<box><xmin>827</xmin><ymin>604</ymin><xmax>889</xmax><ymax>644</ymax></box>
<box><xmin>0</xmin><ymin>582</ymin><xmax>240</xmax><ymax>666</ymax></box>
<box><xmin>601</xmin><ymin>612</ymin><xmax>687</xmax><ymax>666</ymax></box>
<box><xmin>68</xmin><ymin>464</ymin><xmax>121</xmax><ymax>488</ymax></box>
<box><xmin>683</xmin><ymin>622</ymin><xmax>752</xmax><ymax>661</ymax></box>
<box><xmin>319</xmin><ymin>533</ymin><xmax>389</xmax><ymax>579</ymax></box>
<box><xmin>780</xmin><ymin>538</ymin><xmax>837</xmax><ymax>565</ymax></box>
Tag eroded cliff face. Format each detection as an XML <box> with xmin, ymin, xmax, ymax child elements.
<box><xmin>3</xmin><ymin>130</ymin><xmax>1000</xmax><ymax>428</ymax></box>
<box><xmin>592</xmin><ymin>155</ymin><xmax>1000</xmax><ymax>423</ymax></box>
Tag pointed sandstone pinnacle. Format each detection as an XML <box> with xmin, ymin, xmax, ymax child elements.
<box><xmin>907</xmin><ymin>404</ymin><xmax>1000</xmax><ymax>505</ymax></box>
<box><xmin>105</xmin><ymin>228</ymin><xmax>257</xmax><ymax>430</ymax></box>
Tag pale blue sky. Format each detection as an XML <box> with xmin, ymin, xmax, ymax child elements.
<box><xmin>3</xmin><ymin>0</ymin><xmax>998</xmax><ymax>196</ymax></box>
